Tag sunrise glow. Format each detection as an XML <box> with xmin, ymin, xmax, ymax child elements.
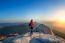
<box><xmin>55</xmin><ymin>15</ymin><xmax>65</xmax><ymax>24</ymax></box>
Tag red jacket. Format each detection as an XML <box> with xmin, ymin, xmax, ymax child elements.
<box><xmin>29</xmin><ymin>19</ymin><xmax>34</xmax><ymax>28</ymax></box>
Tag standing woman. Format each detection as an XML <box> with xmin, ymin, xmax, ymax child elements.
<box><xmin>29</xmin><ymin>19</ymin><xmax>34</xmax><ymax>37</ymax></box>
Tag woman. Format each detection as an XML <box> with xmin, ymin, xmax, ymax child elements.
<box><xmin>29</xmin><ymin>19</ymin><xmax>34</xmax><ymax>36</ymax></box>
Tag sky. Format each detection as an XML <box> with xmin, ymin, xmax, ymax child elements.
<box><xmin>0</xmin><ymin>0</ymin><xmax>65</xmax><ymax>23</ymax></box>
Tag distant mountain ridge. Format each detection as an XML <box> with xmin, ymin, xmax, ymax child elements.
<box><xmin>0</xmin><ymin>23</ymin><xmax>29</xmax><ymax>36</ymax></box>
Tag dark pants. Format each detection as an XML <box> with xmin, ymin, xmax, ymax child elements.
<box><xmin>30</xmin><ymin>27</ymin><xmax>33</xmax><ymax>36</ymax></box>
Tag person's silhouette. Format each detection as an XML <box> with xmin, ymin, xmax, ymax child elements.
<box><xmin>29</xmin><ymin>19</ymin><xmax>34</xmax><ymax>37</ymax></box>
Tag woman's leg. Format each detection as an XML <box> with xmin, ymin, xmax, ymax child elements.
<box><xmin>30</xmin><ymin>29</ymin><xmax>32</xmax><ymax>39</ymax></box>
<box><xmin>30</xmin><ymin>29</ymin><xmax>32</xmax><ymax>36</ymax></box>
